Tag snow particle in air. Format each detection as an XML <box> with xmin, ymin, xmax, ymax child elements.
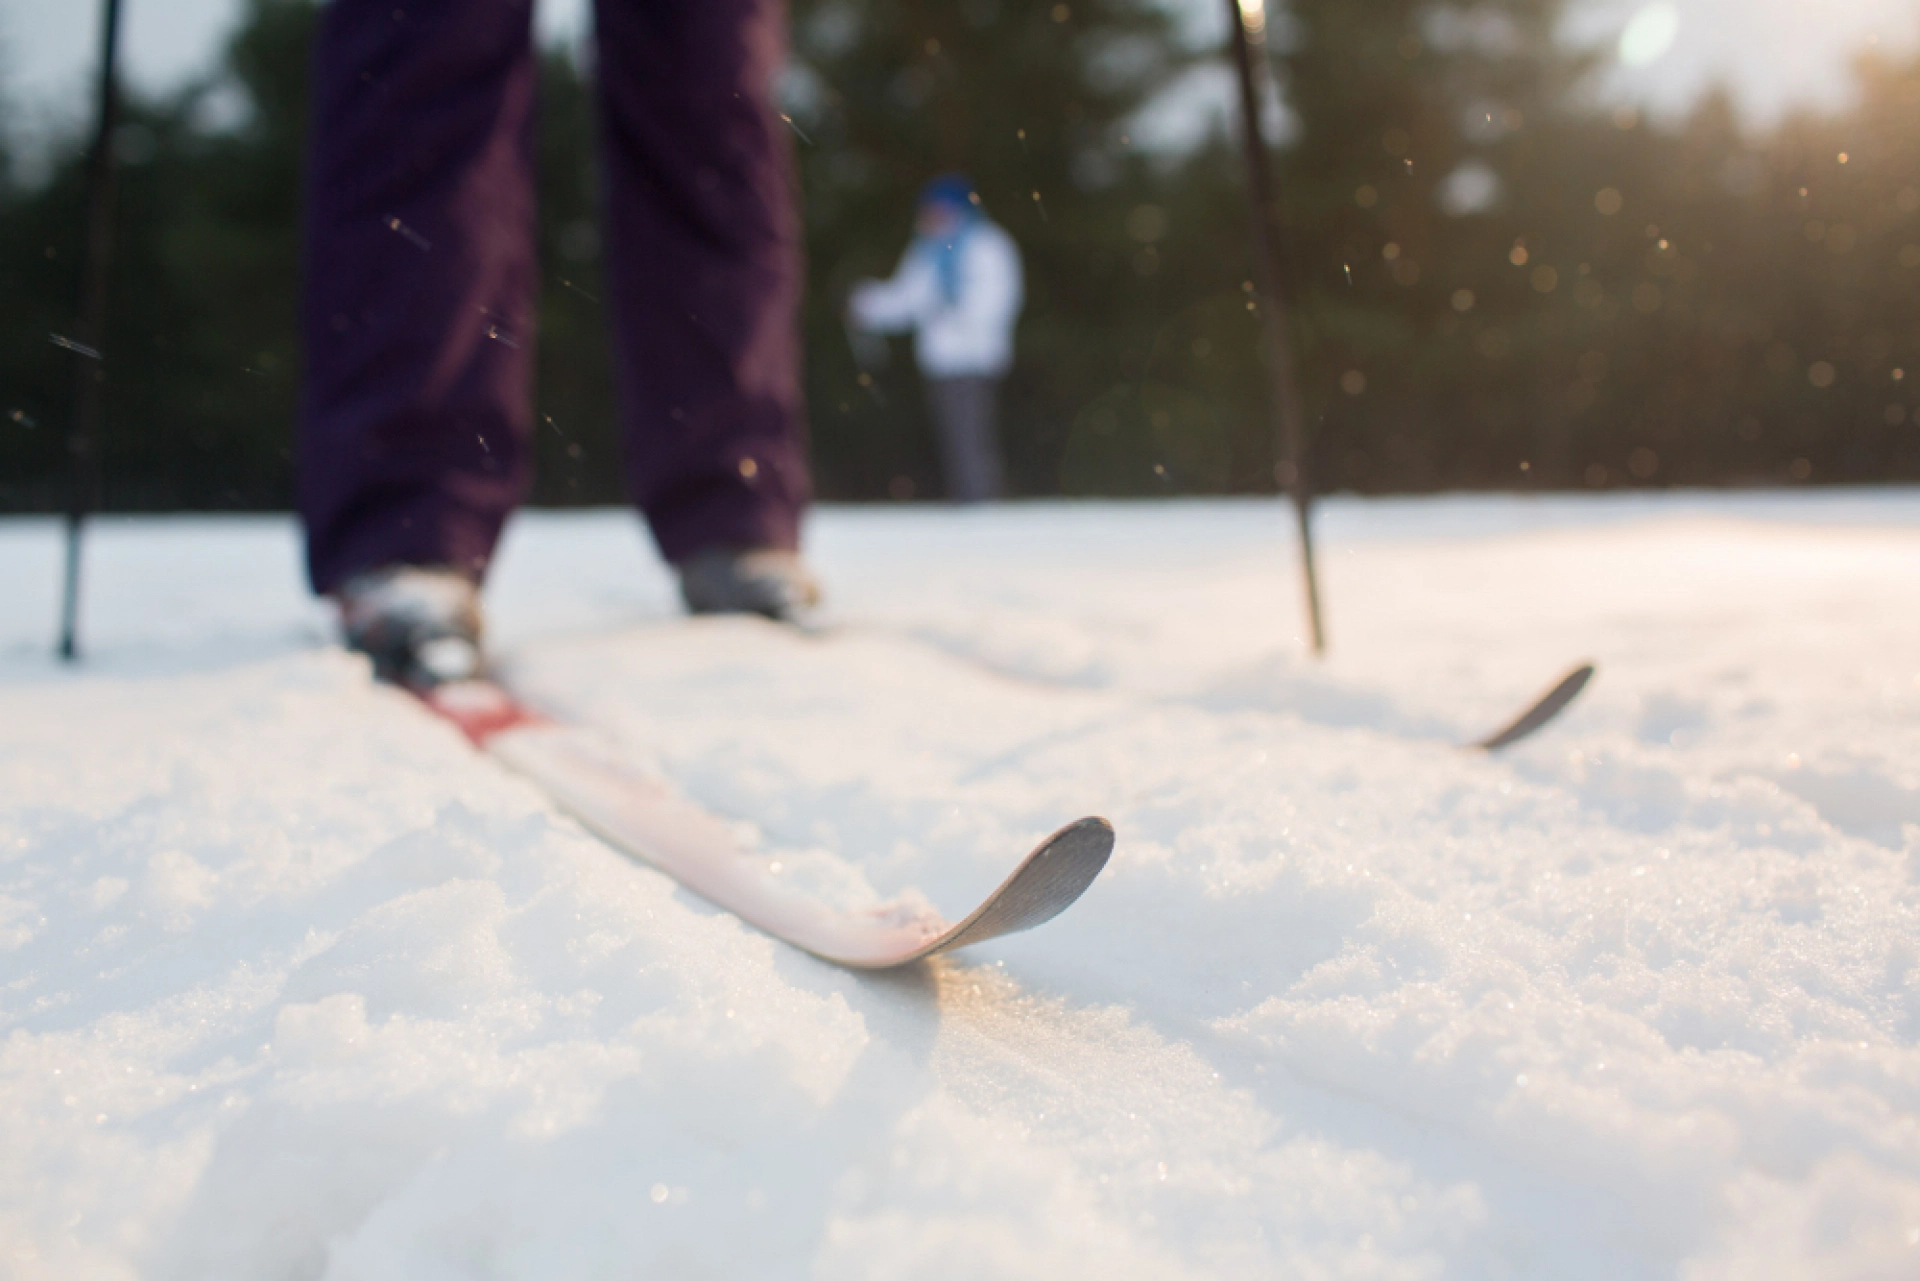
<box><xmin>384</xmin><ymin>216</ymin><xmax>431</xmax><ymax>251</ymax></box>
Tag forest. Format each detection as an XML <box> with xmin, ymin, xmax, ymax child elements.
<box><xmin>3</xmin><ymin>0</ymin><xmax>1918</xmax><ymax>510</ymax></box>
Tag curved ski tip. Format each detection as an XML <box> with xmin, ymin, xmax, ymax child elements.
<box><xmin>1554</xmin><ymin>661</ymin><xmax>1597</xmax><ymax>704</ymax></box>
<box><xmin>1542</xmin><ymin>661</ymin><xmax>1596</xmax><ymax>705</ymax></box>
<box><xmin>1037</xmin><ymin>816</ymin><xmax>1116</xmax><ymax>874</ymax></box>
<box><xmin>868</xmin><ymin>816</ymin><xmax>1117</xmax><ymax>968</ymax></box>
<box><xmin>1471</xmin><ymin>661</ymin><xmax>1598</xmax><ymax>752</ymax></box>
<box><xmin>1051</xmin><ymin>815</ymin><xmax>1116</xmax><ymax>851</ymax></box>
<box><xmin>1030</xmin><ymin>815</ymin><xmax>1115</xmax><ymax>897</ymax></box>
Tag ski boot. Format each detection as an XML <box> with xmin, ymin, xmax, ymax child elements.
<box><xmin>676</xmin><ymin>546</ymin><xmax>821</xmax><ymax>621</ymax></box>
<box><xmin>336</xmin><ymin>564</ymin><xmax>485</xmax><ymax>690</ymax></box>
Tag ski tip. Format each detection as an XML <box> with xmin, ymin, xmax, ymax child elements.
<box><xmin>988</xmin><ymin>815</ymin><xmax>1116</xmax><ymax>930</ymax></box>
<box><xmin>890</xmin><ymin>816</ymin><xmax>1116</xmax><ymax>967</ymax></box>
<box><xmin>1470</xmin><ymin>661</ymin><xmax>1596</xmax><ymax>752</ymax></box>
<box><xmin>1055</xmin><ymin>814</ymin><xmax>1116</xmax><ymax>845</ymax></box>
<box><xmin>1038</xmin><ymin>816</ymin><xmax>1116</xmax><ymax>879</ymax></box>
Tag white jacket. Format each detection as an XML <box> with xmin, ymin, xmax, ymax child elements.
<box><xmin>849</xmin><ymin>220</ymin><xmax>1024</xmax><ymax>378</ymax></box>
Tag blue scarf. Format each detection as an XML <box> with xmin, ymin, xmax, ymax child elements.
<box><xmin>914</xmin><ymin>212</ymin><xmax>978</xmax><ymax>307</ymax></box>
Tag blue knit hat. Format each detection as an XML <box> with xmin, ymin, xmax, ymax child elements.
<box><xmin>917</xmin><ymin>173</ymin><xmax>977</xmax><ymax>215</ymax></box>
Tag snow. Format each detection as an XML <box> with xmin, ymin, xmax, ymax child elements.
<box><xmin>4</xmin><ymin>492</ymin><xmax>1920</xmax><ymax>1279</ymax></box>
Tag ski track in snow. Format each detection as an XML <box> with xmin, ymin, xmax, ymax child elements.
<box><xmin>2</xmin><ymin>493</ymin><xmax>1920</xmax><ymax>1279</ymax></box>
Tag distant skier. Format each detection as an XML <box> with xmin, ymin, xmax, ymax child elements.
<box><xmin>300</xmin><ymin>0</ymin><xmax>819</xmax><ymax>689</ymax></box>
<box><xmin>848</xmin><ymin>175</ymin><xmax>1024</xmax><ymax>504</ymax></box>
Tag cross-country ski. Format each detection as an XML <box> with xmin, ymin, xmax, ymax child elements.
<box><xmin>422</xmin><ymin>678</ymin><xmax>1114</xmax><ymax>969</ymax></box>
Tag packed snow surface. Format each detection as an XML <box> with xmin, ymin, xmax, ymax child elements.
<box><xmin>4</xmin><ymin>492</ymin><xmax>1920</xmax><ymax>1279</ymax></box>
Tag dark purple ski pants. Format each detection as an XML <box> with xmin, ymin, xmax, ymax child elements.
<box><xmin>299</xmin><ymin>0</ymin><xmax>809</xmax><ymax>594</ymax></box>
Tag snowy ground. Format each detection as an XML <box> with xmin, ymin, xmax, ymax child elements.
<box><xmin>4</xmin><ymin>491</ymin><xmax>1920</xmax><ymax>1280</ymax></box>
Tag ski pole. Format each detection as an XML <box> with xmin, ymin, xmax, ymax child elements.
<box><xmin>1222</xmin><ymin>0</ymin><xmax>1325</xmax><ymax>654</ymax></box>
<box><xmin>59</xmin><ymin>0</ymin><xmax>126</xmax><ymax>661</ymax></box>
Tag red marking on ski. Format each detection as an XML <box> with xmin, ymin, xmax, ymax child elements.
<box><xmin>419</xmin><ymin>680</ymin><xmax>547</xmax><ymax>746</ymax></box>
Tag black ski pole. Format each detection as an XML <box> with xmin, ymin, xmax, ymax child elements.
<box><xmin>59</xmin><ymin>0</ymin><xmax>126</xmax><ymax>661</ymax></box>
<box><xmin>1222</xmin><ymin>0</ymin><xmax>1325</xmax><ymax>654</ymax></box>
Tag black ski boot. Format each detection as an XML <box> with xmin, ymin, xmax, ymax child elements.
<box><xmin>676</xmin><ymin>547</ymin><xmax>821</xmax><ymax>621</ymax></box>
<box><xmin>336</xmin><ymin>565</ymin><xmax>485</xmax><ymax>689</ymax></box>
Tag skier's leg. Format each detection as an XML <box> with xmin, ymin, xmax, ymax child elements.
<box><xmin>928</xmin><ymin>376</ymin><xmax>1005</xmax><ymax>503</ymax></box>
<box><xmin>969</xmin><ymin>376</ymin><xmax>1008</xmax><ymax>501</ymax></box>
<box><xmin>590</xmin><ymin>0</ymin><xmax>812</xmax><ymax>568</ymax></box>
<box><xmin>927</xmin><ymin>377</ymin><xmax>967</xmax><ymax>501</ymax></box>
<box><xmin>299</xmin><ymin>0</ymin><xmax>540</xmax><ymax>595</ymax></box>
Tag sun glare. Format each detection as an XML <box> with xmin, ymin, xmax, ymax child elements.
<box><xmin>1619</xmin><ymin>4</ymin><xmax>1680</xmax><ymax>68</ymax></box>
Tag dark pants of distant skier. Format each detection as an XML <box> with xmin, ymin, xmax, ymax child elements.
<box><xmin>926</xmin><ymin>376</ymin><xmax>1004</xmax><ymax>504</ymax></box>
<box><xmin>298</xmin><ymin>0</ymin><xmax>810</xmax><ymax>593</ymax></box>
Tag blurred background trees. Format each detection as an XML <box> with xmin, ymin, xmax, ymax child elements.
<box><xmin>3</xmin><ymin>0</ymin><xmax>1918</xmax><ymax>511</ymax></box>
